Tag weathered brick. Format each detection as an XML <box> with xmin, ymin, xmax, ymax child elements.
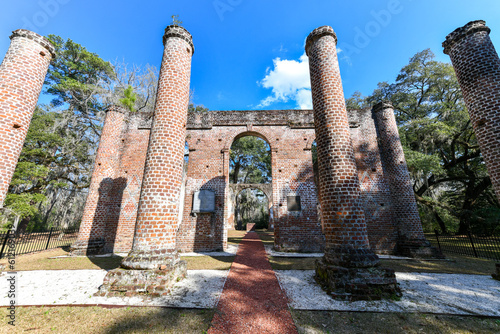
<box><xmin>444</xmin><ymin>20</ymin><xmax>500</xmax><ymax>202</ymax></box>
<box><xmin>0</xmin><ymin>30</ymin><xmax>54</xmax><ymax>207</ymax></box>
<box><xmin>306</xmin><ymin>25</ymin><xmax>400</xmax><ymax>299</ymax></box>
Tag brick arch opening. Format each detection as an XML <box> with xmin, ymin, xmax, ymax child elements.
<box><xmin>228</xmin><ymin>132</ymin><xmax>272</xmax><ymax>185</ymax></box>
<box><xmin>232</xmin><ymin>187</ymin><xmax>271</xmax><ymax>230</ymax></box>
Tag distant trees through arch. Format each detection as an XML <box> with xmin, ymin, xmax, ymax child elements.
<box><xmin>229</xmin><ymin>135</ymin><xmax>271</xmax><ymax>184</ymax></box>
<box><xmin>235</xmin><ymin>188</ymin><xmax>269</xmax><ymax>230</ymax></box>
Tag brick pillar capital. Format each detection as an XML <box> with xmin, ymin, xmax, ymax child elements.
<box><xmin>372</xmin><ymin>101</ymin><xmax>393</xmax><ymax>113</ymax></box>
<box><xmin>443</xmin><ymin>20</ymin><xmax>490</xmax><ymax>55</ymax></box>
<box><xmin>305</xmin><ymin>25</ymin><xmax>337</xmax><ymax>57</ymax></box>
<box><xmin>106</xmin><ymin>105</ymin><xmax>128</xmax><ymax>115</ymax></box>
<box><xmin>163</xmin><ymin>25</ymin><xmax>194</xmax><ymax>55</ymax></box>
<box><xmin>10</xmin><ymin>29</ymin><xmax>56</xmax><ymax>59</ymax></box>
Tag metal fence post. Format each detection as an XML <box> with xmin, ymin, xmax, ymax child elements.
<box><xmin>0</xmin><ymin>232</ymin><xmax>11</xmax><ymax>259</ymax></box>
<box><xmin>45</xmin><ymin>227</ymin><xmax>54</xmax><ymax>250</ymax></box>
<box><xmin>467</xmin><ymin>231</ymin><xmax>478</xmax><ymax>258</ymax></box>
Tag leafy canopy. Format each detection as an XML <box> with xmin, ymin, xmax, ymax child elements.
<box><xmin>230</xmin><ymin>136</ymin><xmax>272</xmax><ymax>184</ymax></box>
<box><xmin>347</xmin><ymin>49</ymin><xmax>498</xmax><ymax>235</ymax></box>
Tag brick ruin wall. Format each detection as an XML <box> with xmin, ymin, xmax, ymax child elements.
<box><xmin>77</xmin><ymin>107</ymin><xmax>400</xmax><ymax>254</ymax></box>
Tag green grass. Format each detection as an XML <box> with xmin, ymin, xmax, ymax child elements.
<box><xmin>0</xmin><ymin>248</ymin><xmax>235</xmax><ymax>271</ymax></box>
<box><xmin>0</xmin><ymin>306</ymin><xmax>214</xmax><ymax>334</ymax></box>
<box><xmin>426</xmin><ymin>233</ymin><xmax>500</xmax><ymax>261</ymax></box>
<box><xmin>227</xmin><ymin>229</ymin><xmax>246</xmax><ymax>246</ymax></box>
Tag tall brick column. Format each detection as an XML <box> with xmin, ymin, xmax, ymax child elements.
<box><xmin>306</xmin><ymin>26</ymin><xmax>400</xmax><ymax>300</ymax></box>
<box><xmin>443</xmin><ymin>20</ymin><xmax>500</xmax><ymax>202</ymax></box>
<box><xmin>373</xmin><ymin>102</ymin><xmax>442</xmax><ymax>258</ymax></box>
<box><xmin>98</xmin><ymin>25</ymin><xmax>194</xmax><ymax>297</ymax></box>
<box><xmin>0</xmin><ymin>30</ymin><xmax>55</xmax><ymax>208</ymax></box>
<box><xmin>71</xmin><ymin>105</ymin><xmax>127</xmax><ymax>255</ymax></box>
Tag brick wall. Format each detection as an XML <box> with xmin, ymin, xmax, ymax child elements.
<box><xmin>68</xmin><ymin>26</ymin><xmax>427</xmax><ymax>257</ymax></box>
<box><xmin>444</xmin><ymin>20</ymin><xmax>500</xmax><ymax>202</ymax></box>
<box><xmin>351</xmin><ymin>108</ymin><xmax>397</xmax><ymax>253</ymax></box>
<box><xmin>74</xmin><ymin>107</ymin><xmax>405</xmax><ymax>254</ymax></box>
<box><xmin>0</xmin><ymin>30</ymin><xmax>54</xmax><ymax>207</ymax></box>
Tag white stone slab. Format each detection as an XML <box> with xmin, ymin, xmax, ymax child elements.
<box><xmin>275</xmin><ymin>270</ymin><xmax>500</xmax><ymax>316</ymax></box>
<box><xmin>181</xmin><ymin>244</ymin><xmax>238</xmax><ymax>257</ymax></box>
<box><xmin>265</xmin><ymin>246</ymin><xmax>409</xmax><ymax>259</ymax></box>
<box><xmin>0</xmin><ymin>269</ymin><xmax>228</xmax><ymax>308</ymax></box>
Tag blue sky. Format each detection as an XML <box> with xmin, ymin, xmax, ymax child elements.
<box><xmin>1</xmin><ymin>0</ymin><xmax>500</xmax><ymax>111</ymax></box>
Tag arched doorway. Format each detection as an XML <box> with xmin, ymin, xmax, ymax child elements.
<box><xmin>227</xmin><ymin>134</ymin><xmax>272</xmax><ymax>230</ymax></box>
<box><xmin>229</xmin><ymin>134</ymin><xmax>272</xmax><ymax>184</ymax></box>
<box><xmin>234</xmin><ymin>188</ymin><xmax>270</xmax><ymax>230</ymax></box>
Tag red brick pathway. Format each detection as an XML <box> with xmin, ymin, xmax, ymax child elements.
<box><xmin>208</xmin><ymin>231</ymin><xmax>298</xmax><ymax>334</ymax></box>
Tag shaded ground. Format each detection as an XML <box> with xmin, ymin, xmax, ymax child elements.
<box><xmin>291</xmin><ymin>310</ymin><xmax>500</xmax><ymax>334</ymax></box>
<box><xmin>1</xmin><ymin>230</ymin><xmax>495</xmax><ymax>274</ymax></box>
<box><xmin>4</xmin><ymin>307</ymin><xmax>499</xmax><ymax>334</ymax></box>
<box><xmin>0</xmin><ymin>306</ymin><xmax>214</xmax><ymax>334</ymax></box>
<box><xmin>268</xmin><ymin>255</ymin><xmax>496</xmax><ymax>275</ymax></box>
<box><xmin>0</xmin><ymin>248</ymin><xmax>123</xmax><ymax>271</ymax></box>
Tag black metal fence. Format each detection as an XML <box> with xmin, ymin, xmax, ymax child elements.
<box><xmin>0</xmin><ymin>227</ymin><xmax>79</xmax><ymax>259</ymax></box>
<box><xmin>426</xmin><ymin>231</ymin><xmax>500</xmax><ymax>261</ymax></box>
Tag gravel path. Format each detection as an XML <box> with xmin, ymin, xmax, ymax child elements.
<box><xmin>208</xmin><ymin>231</ymin><xmax>297</xmax><ymax>334</ymax></box>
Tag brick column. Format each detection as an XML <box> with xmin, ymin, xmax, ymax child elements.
<box><xmin>306</xmin><ymin>26</ymin><xmax>400</xmax><ymax>300</ymax></box>
<box><xmin>71</xmin><ymin>105</ymin><xmax>127</xmax><ymax>255</ymax></box>
<box><xmin>0</xmin><ymin>30</ymin><xmax>55</xmax><ymax>208</ymax></box>
<box><xmin>373</xmin><ymin>102</ymin><xmax>442</xmax><ymax>258</ymax></box>
<box><xmin>443</xmin><ymin>20</ymin><xmax>500</xmax><ymax>202</ymax></box>
<box><xmin>98</xmin><ymin>25</ymin><xmax>193</xmax><ymax>297</ymax></box>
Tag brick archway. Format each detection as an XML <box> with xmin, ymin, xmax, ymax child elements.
<box><xmin>74</xmin><ymin>108</ymin><xmax>408</xmax><ymax>255</ymax></box>
<box><xmin>229</xmin><ymin>184</ymin><xmax>273</xmax><ymax>203</ymax></box>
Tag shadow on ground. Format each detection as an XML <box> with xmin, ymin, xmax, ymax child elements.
<box><xmin>292</xmin><ymin>310</ymin><xmax>500</xmax><ymax>334</ymax></box>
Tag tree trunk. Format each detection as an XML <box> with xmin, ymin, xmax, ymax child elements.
<box><xmin>433</xmin><ymin>209</ymin><xmax>448</xmax><ymax>234</ymax></box>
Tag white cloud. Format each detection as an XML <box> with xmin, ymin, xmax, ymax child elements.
<box><xmin>257</xmin><ymin>53</ymin><xmax>312</xmax><ymax>109</ymax></box>
<box><xmin>296</xmin><ymin>88</ymin><xmax>313</xmax><ymax>109</ymax></box>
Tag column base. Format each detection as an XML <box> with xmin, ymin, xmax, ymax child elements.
<box><xmin>121</xmin><ymin>249</ymin><xmax>182</xmax><ymax>270</ymax></box>
<box><xmin>95</xmin><ymin>259</ymin><xmax>187</xmax><ymax>297</ymax></box>
<box><xmin>315</xmin><ymin>258</ymin><xmax>402</xmax><ymax>301</ymax></box>
<box><xmin>492</xmin><ymin>263</ymin><xmax>500</xmax><ymax>281</ymax></box>
<box><xmin>70</xmin><ymin>239</ymin><xmax>105</xmax><ymax>256</ymax></box>
<box><xmin>397</xmin><ymin>237</ymin><xmax>444</xmax><ymax>259</ymax></box>
<box><xmin>324</xmin><ymin>247</ymin><xmax>380</xmax><ymax>268</ymax></box>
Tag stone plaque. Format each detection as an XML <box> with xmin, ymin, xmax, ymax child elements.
<box><xmin>287</xmin><ymin>196</ymin><xmax>301</xmax><ymax>211</ymax></box>
<box><xmin>192</xmin><ymin>190</ymin><xmax>215</xmax><ymax>213</ymax></box>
